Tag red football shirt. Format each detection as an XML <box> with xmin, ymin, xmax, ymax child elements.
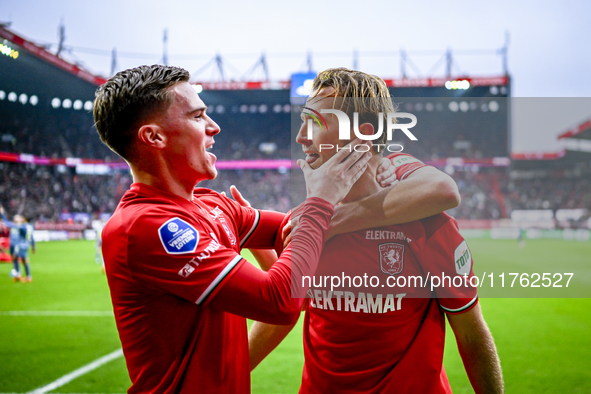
<box><xmin>300</xmin><ymin>154</ymin><xmax>477</xmax><ymax>394</ymax></box>
<box><xmin>103</xmin><ymin>183</ymin><xmax>332</xmax><ymax>393</ymax></box>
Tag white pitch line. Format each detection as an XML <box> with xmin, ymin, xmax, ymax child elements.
<box><xmin>0</xmin><ymin>311</ymin><xmax>113</xmax><ymax>316</ymax></box>
<box><xmin>25</xmin><ymin>348</ymin><xmax>124</xmax><ymax>394</ymax></box>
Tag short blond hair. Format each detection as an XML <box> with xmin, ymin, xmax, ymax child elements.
<box><xmin>311</xmin><ymin>67</ymin><xmax>396</xmax><ymax>150</ymax></box>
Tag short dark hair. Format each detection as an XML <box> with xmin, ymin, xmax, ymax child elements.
<box><xmin>93</xmin><ymin>65</ymin><xmax>190</xmax><ymax>160</ymax></box>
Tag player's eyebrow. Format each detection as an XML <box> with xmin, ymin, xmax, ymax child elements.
<box><xmin>300</xmin><ymin>109</ymin><xmax>315</xmax><ymax>120</ymax></box>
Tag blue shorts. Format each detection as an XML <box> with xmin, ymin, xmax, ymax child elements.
<box><xmin>14</xmin><ymin>245</ymin><xmax>29</xmax><ymax>259</ymax></box>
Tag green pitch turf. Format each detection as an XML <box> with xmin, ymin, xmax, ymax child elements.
<box><xmin>0</xmin><ymin>240</ymin><xmax>589</xmax><ymax>393</ymax></box>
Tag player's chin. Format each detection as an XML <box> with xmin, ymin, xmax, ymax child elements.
<box><xmin>206</xmin><ymin>167</ymin><xmax>218</xmax><ymax>180</ymax></box>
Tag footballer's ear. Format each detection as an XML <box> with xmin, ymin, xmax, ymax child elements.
<box><xmin>137</xmin><ymin>124</ymin><xmax>166</xmax><ymax>149</ymax></box>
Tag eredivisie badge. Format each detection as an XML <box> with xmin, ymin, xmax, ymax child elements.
<box><xmin>379</xmin><ymin>243</ymin><xmax>404</xmax><ymax>275</ymax></box>
<box><xmin>158</xmin><ymin>217</ymin><xmax>199</xmax><ymax>254</ymax></box>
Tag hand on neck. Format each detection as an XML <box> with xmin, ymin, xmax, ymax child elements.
<box><xmin>341</xmin><ymin>154</ymin><xmax>382</xmax><ymax>204</ymax></box>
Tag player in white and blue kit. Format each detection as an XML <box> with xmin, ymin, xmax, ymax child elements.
<box><xmin>14</xmin><ymin>221</ymin><xmax>35</xmax><ymax>282</ymax></box>
<box><xmin>1</xmin><ymin>207</ymin><xmax>35</xmax><ymax>282</ymax></box>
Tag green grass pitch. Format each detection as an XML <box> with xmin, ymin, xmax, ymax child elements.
<box><xmin>0</xmin><ymin>239</ymin><xmax>589</xmax><ymax>393</ymax></box>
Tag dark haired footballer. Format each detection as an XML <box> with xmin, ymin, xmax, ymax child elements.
<box><xmin>94</xmin><ymin>64</ymin><xmax>372</xmax><ymax>393</ymax></box>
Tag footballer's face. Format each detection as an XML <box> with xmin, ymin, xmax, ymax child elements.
<box><xmin>158</xmin><ymin>81</ymin><xmax>220</xmax><ymax>183</ymax></box>
<box><xmin>296</xmin><ymin>88</ymin><xmax>351</xmax><ymax>170</ymax></box>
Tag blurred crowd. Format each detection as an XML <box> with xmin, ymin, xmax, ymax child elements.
<box><xmin>0</xmin><ymin>162</ymin><xmax>129</xmax><ymax>222</ymax></box>
<box><xmin>448</xmin><ymin>166</ymin><xmax>591</xmax><ymax>227</ymax></box>
<box><xmin>0</xmin><ymin>162</ymin><xmax>291</xmax><ymax>222</ymax></box>
<box><xmin>1</xmin><ymin>160</ymin><xmax>590</xmax><ymax>229</ymax></box>
<box><xmin>0</xmin><ymin>106</ymin><xmax>119</xmax><ymax>161</ymax></box>
<box><xmin>0</xmin><ymin>100</ymin><xmax>504</xmax><ymax>163</ymax></box>
<box><xmin>0</xmin><ymin>101</ymin><xmax>292</xmax><ymax>161</ymax></box>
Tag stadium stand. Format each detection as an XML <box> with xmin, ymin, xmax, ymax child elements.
<box><xmin>1</xmin><ymin>160</ymin><xmax>589</xmax><ymax>229</ymax></box>
<box><xmin>0</xmin><ymin>161</ymin><xmax>127</xmax><ymax>222</ymax></box>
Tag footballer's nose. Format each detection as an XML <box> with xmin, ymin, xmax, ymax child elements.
<box><xmin>296</xmin><ymin>122</ymin><xmax>311</xmax><ymax>146</ymax></box>
<box><xmin>206</xmin><ymin>118</ymin><xmax>220</xmax><ymax>136</ymax></box>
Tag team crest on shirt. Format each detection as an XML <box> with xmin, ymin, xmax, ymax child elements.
<box><xmin>158</xmin><ymin>217</ymin><xmax>199</xmax><ymax>254</ymax></box>
<box><xmin>379</xmin><ymin>243</ymin><xmax>405</xmax><ymax>275</ymax></box>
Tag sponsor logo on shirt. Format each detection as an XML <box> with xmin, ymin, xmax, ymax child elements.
<box><xmin>379</xmin><ymin>243</ymin><xmax>405</xmax><ymax>275</ymax></box>
<box><xmin>308</xmin><ymin>289</ymin><xmax>406</xmax><ymax>313</ymax></box>
<box><xmin>454</xmin><ymin>240</ymin><xmax>472</xmax><ymax>275</ymax></box>
<box><xmin>158</xmin><ymin>218</ymin><xmax>199</xmax><ymax>254</ymax></box>
<box><xmin>196</xmin><ymin>235</ymin><xmax>222</xmax><ymax>262</ymax></box>
<box><xmin>178</xmin><ymin>263</ymin><xmax>196</xmax><ymax>278</ymax></box>
<box><xmin>366</xmin><ymin>230</ymin><xmax>408</xmax><ymax>241</ymax></box>
<box><xmin>178</xmin><ymin>257</ymin><xmax>200</xmax><ymax>278</ymax></box>
<box><xmin>392</xmin><ymin>155</ymin><xmax>421</xmax><ymax>168</ymax></box>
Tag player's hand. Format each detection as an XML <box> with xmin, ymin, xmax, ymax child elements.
<box><xmin>282</xmin><ymin>212</ymin><xmax>298</xmax><ymax>250</ymax></box>
<box><xmin>299</xmin><ymin>138</ymin><xmax>372</xmax><ymax>206</ymax></box>
<box><xmin>222</xmin><ymin>185</ymin><xmax>251</xmax><ymax>208</ymax></box>
<box><xmin>377</xmin><ymin>157</ymin><xmax>399</xmax><ymax>188</ymax></box>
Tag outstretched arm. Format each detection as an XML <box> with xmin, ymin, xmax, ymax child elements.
<box><xmin>447</xmin><ymin>303</ymin><xmax>504</xmax><ymax>394</ymax></box>
<box><xmin>210</xmin><ymin>145</ymin><xmax>373</xmax><ymax>323</ymax></box>
<box><xmin>0</xmin><ymin>207</ymin><xmax>15</xmax><ymax>227</ymax></box>
<box><xmin>227</xmin><ymin>185</ymin><xmax>281</xmax><ymax>271</ymax></box>
<box><xmin>328</xmin><ymin>165</ymin><xmax>460</xmax><ymax>239</ymax></box>
<box><xmin>227</xmin><ymin>186</ymin><xmax>300</xmax><ymax>367</ymax></box>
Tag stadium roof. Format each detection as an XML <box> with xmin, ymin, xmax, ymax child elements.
<box><xmin>512</xmin><ymin>116</ymin><xmax>591</xmax><ymax>164</ymax></box>
<box><xmin>557</xmin><ymin>117</ymin><xmax>591</xmax><ymax>141</ymax></box>
<box><xmin>556</xmin><ymin>116</ymin><xmax>591</xmax><ymax>156</ymax></box>
<box><xmin>0</xmin><ymin>25</ymin><xmax>106</xmax><ymax>86</ymax></box>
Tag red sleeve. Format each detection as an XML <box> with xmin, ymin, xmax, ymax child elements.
<box><xmin>387</xmin><ymin>152</ymin><xmax>428</xmax><ymax>180</ymax></box>
<box><xmin>125</xmin><ymin>211</ymin><xmax>246</xmax><ymax>307</ymax></box>
<box><xmin>209</xmin><ymin>198</ymin><xmax>333</xmax><ymax>325</ymax></box>
<box><xmin>211</xmin><ymin>192</ymin><xmax>286</xmax><ymax>249</ymax></box>
<box><xmin>241</xmin><ymin>210</ymin><xmax>286</xmax><ymax>250</ymax></box>
<box><xmin>418</xmin><ymin>214</ymin><xmax>478</xmax><ymax>314</ymax></box>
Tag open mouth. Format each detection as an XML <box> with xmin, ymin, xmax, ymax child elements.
<box><xmin>205</xmin><ymin>144</ymin><xmax>216</xmax><ymax>160</ymax></box>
